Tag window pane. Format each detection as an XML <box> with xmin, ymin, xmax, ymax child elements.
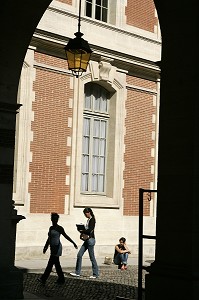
<box><xmin>103</xmin><ymin>0</ymin><xmax>108</xmax><ymax>7</ymax></box>
<box><xmin>92</xmin><ymin>174</ymin><xmax>97</xmax><ymax>192</ymax></box>
<box><xmin>92</xmin><ymin>156</ymin><xmax>98</xmax><ymax>173</ymax></box>
<box><xmin>85</xmin><ymin>84</ymin><xmax>91</xmax><ymax>109</ymax></box>
<box><xmin>86</xmin><ymin>2</ymin><xmax>92</xmax><ymax>17</ymax></box>
<box><xmin>81</xmin><ymin>174</ymin><xmax>89</xmax><ymax>191</ymax></box>
<box><xmin>101</xmin><ymin>121</ymin><xmax>106</xmax><ymax>138</ymax></box>
<box><xmin>85</xmin><ymin>94</ymin><xmax>91</xmax><ymax>109</ymax></box>
<box><xmin>100</xmin><ymin>91</ymin><xmax>107</xmax><ymax>112</ymax></box>
<box><xmin>100</xmin><ymin>139</ymin><xmax>106</xmax><ymax>156</ymax></box>
<box><xmin>102</xmin><ymin>8</ymin><xmax>107</xmax><ymax>22</ymax></box>
<box><xmin>93</xmin><ymin>85</ymin><xmax>100</xmax><ymax>110</ymax></box>
<box><xmin>94</xmin><ymin>96</ymin><xmax>100</xmax><ymax>111</ymax></box>
<box><xmin>82</xmin><ymin>155</ymin><xmax>89</xmax><ymax>172</ymax></box>
<box><xmin>95</xmin><ymin>5</ymin><xmax>101</xmax><ymax>20</ymax></box>
<box><xmin>99</xmin><ymin>157</ymin><xmax>105</xmax><ymax>173</ymax></box>
<box><xmin>83</xmin><ymin>118</ymin><xmax>90</xmax><ymax>136</ymax></box>
<box><xmin>98</xmin><ymin>175</ymin><xmax>104</xmax><ymax>192</ymax></box>
<box><xmin>93</xmin><ymin>119</ymin><xmax>100</xmax><ymax>137</ymax></box>
<box><xmin>82</xmin><ymin>137</ymin><xmax>90</xmax><ymax>154</ymax></box>
<box><xmin>96</xmin><ymin>0</ymin><xmax>101</xmax><ymax>5</ymax></box>
<box><xmin>93</xmin><ymin>138</ymin><xmax>99</xmax><ymax>155</ymax></box>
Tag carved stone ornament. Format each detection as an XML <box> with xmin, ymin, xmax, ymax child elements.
<box><xmin>99</xmin><ymin>60</ymin><xmax>112</xmax><ymax>81</ymax></box>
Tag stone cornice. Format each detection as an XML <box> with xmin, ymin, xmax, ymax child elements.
<box><xmin>48</xmin><ymin>4</ymin><xmax>161</xmax><ymax>46</ymax></box>
<box><xmin>31</xmin><ymin>28</ymin><xmax>160</xmax><ymax>81</ymax></box>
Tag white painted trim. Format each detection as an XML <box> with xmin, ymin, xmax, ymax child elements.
<box><xmin>69</xmin><ymin>61</ymin><xmax>126</xmax><ymax>209</ymax></box>
<box><xmin>13</xmin><ymin>48</ymin><xmax>35</xmax><ymax>211</ymax></box>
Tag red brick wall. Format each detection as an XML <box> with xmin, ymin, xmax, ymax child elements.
<box><xmin>123</xmin><ymin>76</ymin><xmax>157</xmax><ymax>216</ymax></box>
<box><xmin>29</xmin><ymin>52</ymin><xmax>72</xmax><ymax>213</ymax></box>
<box><xmin>125</xmin><ymin>0</ymin><xmax>157</xmax><ymax>33</ymax></box>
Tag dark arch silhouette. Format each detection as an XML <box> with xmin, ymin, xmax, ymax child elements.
<box><xmin>0</xmin><ymin>1</ymin><xmax>53</xmax><ymax>298</ymax></box>
<box><xmin>1</xmin><ymin>1</ymin><xmax>199</xmax><ymax>300</ymax></box>
<box><xmin>0</xmin><ymin>0</ymin><xmax>52</xmax><ymax>101</ymax></box>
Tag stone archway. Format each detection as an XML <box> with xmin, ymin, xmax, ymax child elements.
<box><xmin>146</xmin><ymin>1</ymin><xmax>199</xmax><ymax>299</ymax></box>
<box><xmin>0</xmin><ymin>0</ymin><xmax>53</xmax><ymax>103</ymax></box>
<box><xmin>1</xmin><ymin>0</ymin><xmax>199</xmax><ymax>299</ymax></box>
<box><xmin>0</xmin><ymin>1</ymin><xmax>52</xmax><ymax>298</ymax></box>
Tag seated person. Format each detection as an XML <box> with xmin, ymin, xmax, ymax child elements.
<box><xmin>113</xmin><ymin>237</ymin><xmax>131</xmax><ymax>270</ymax></box>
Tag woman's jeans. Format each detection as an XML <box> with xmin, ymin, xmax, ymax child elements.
<box><xmin>41</xmin><ymin>255</ymin><xmax>65</xmax><ymax>282</ymax></box>
<box><xmin>75</xmin><ymin>238</ymin><xmax>99</xmax><ymax>277</ymax></box>
<box><xmin>114</xmin><ymin>252</ymin><xmax>129</xmax><ymax>265</ymax></box>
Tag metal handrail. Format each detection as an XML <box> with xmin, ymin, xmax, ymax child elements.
<box><xmin>138</xmin><ymin>188</ymin><xmax>157</xmax><ymax>300</ymax></box>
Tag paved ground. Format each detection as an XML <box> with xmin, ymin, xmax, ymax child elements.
<box><xmin>17</xmin><ymin>258</ymin><xmax>149</xmax><ymax>300</ymax></box>
<box><xmin>23</xmin><ymin>265</ymin><xmax>142</xmax><ymax>300</ymax></box>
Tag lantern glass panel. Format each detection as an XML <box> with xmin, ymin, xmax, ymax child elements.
<box><xmin>66</xmin><ymin>50</ymin><xmax>75</xmax><ymax>70</ymax></box>
<box><xmin>66</xmin><ymin>50</ymin><xmax>91</xmax><ymax>72</ymax></box>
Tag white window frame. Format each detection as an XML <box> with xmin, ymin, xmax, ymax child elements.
<box><xmin>81</xmin><ymin>82</ymin><xmax>109</xmax><ymax>194</ymax></box>
<box><xmin>85</xmin><ymin>0</ymin><xmax>109</xmax><ymax>23</ymax></box>
<box><xmin>70</xmin><ymin>62</ymin><xmax>126</xmax><ymax>208</ymax></box>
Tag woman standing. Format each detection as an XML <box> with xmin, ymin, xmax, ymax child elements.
<box><xmin>70</xmin><ymin>207</ymin><xmax>99</xmax><ymax>278</ymax></box>
<box><xmin>38</xmin><ymin>212</ymin><xmax>78</xmax><ymax>285</ymax></box>
<box><xmin>113</xmin><ymin>237</ymin><xmax>131</xmax><ymax>270</ymax></box>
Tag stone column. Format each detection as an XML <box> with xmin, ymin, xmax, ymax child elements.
<box><xmin>0</xmin><ymin>1</ymin><xmax>53</xmax><ymax>298</ymax></box>
<box><xmin>0</xmin><ymin>102</ymin><xmax>25</xmax><ymax>299</ymax></box>
<box><xmin>145</xmin><ymin>0</ymin><xmax>199</xmax><ymax>299</ymax></box>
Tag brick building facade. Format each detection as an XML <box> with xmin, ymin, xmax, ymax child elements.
<box><xmin>15</xmin><ymin>0</ymin><xmax>161</xmax><ymax>261</ymax></box>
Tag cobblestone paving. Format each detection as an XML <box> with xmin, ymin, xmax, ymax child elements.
<box><xmin>23</xmin><ymin>265</ymin><xmax>146</xmax><ymax>300</ymax></box>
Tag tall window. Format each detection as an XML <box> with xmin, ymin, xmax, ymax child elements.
<box><xmin>85</xmin><ymin>0</ymin><xmax>108</xmax><ymax>23</ymax></box>
<box><xmin>81</xmin><ymin>83</ymin><xmax>109</xmax><ymax>193</ymax></box>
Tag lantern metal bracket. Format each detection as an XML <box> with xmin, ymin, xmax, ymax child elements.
<box><xmin>64</xmin><ymin>0</ymin><xmax>92</xmax><ymax>78</ymax></box>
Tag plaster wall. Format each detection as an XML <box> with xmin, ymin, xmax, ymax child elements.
<box><xmin>36</xmin><ymin>1</ymin><xmax>161</xmax><ymax>62</ymax></box>
<box><xmin>15</xmin><ymin>210</ymin><xmax>156</xmax><ymax>261</ymax></box>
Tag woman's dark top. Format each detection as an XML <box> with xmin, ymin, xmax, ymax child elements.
<box><xmin>114</xmin><ymin>243</ymin><xmax>125</xmax><ymax>259</ymax></box>
<box><xmin>83</xmin><ymin>217</ymin><xmax>95</xmax><ymax>239</ymax></box>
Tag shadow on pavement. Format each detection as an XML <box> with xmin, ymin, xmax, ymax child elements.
<box><xmin>23</xmin><ymin>265</ymin><xmax>140</xmax><ymax>300</ymax></box>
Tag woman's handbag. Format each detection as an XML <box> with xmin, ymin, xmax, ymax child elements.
<box><xmin>80</xmin><ymin>233</ymin><xmax>90</xmax><ymax>241</ymax></box>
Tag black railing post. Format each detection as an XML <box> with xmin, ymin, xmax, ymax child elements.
<box><xmin>138</xmin><ymin>188</ymin><xmax>144</xmax><ymax>300</ymax></box>
<box><xmin>138</xmin><ymin>188</ymin><xmax>157</xmax><ymax>300</ymax></box>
